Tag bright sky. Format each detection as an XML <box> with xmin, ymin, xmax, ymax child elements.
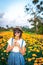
<box><xmin>0</xmin><ymin>0</ymin><xmax>43</xmax><ymax>28</ymax></box>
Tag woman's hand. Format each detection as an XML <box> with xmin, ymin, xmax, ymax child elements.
<box><xmin>14</xmin><ymin>40</ymin><xmax>20</xmax><ymax>47</ymax></box>
<box><xmin>6</xmin><ymin>45</ymin><xmax>14</xmax><ymax>53</ymax></box>
<box><xmin>14</xmin><ymin>42</ymin><xmax>20</xmax><ymax>48</ymax></box>
<box><xmin>19</xmin><ymin>47</ymin><xmax>26</xmax><ymax>55</ymax></box>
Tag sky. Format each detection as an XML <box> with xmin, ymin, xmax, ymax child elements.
<box><xmin>0</xmin><ymin>0</ymin><xmax>43</xmax><ymax>28</ymax></box>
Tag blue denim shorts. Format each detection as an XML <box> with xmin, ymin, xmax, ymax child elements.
<box><xmin>7</xmin><ymin>52</ymin><xmax>25</xmax><ymax>65</ymax></box>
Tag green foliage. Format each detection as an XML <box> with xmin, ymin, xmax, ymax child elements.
<box><xmin>0</xmin><ymin>42</ymin><xmax>8</xmax><ymax>65</ymax></box>
<box><xmin>33</xmin><ymin>0</ymin><xmax>39</xmax><ymax>4</ymax></box>
<box><xmin>25</xmin><ymin>0</ymin><xmax>43</xmax><ymax>34</ymax></box>
<box><xmin>37</xmin><ymin>23</ymin><xmax>43</xmax><ymax>34</ymax></box>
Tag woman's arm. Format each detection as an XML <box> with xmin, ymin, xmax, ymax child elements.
<box><xmin>6</xmin><ymin>40</ymin><xmax>17</xmax><ymax>53</ymax></box>
<box><xmin>6</xmin><ymin>45</ymin><xmax>14</xmax><ymax>53</ymax></box>
<box><xmin>19</xmin><ymin>46</ymin><xmax>26</xmax><ymax>55</ymax></box>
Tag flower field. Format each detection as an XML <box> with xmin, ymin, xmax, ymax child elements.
<box><xmin>0</xmin><ymin>31</ymin><xmax>43</xmax><ymax>65</ymax></box>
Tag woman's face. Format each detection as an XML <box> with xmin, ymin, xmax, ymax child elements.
<box><xmin>14</xmin><ymin>30</ymin><xmax>21</xmax><ymax>37</ymax></box>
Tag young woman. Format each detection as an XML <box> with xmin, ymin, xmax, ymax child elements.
<box><xmin>6</xmin><ymin>27</ymin><xmax>26</xmax><ymax>65</ymax></box>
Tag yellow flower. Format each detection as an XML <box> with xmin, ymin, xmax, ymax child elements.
<box><xmin>32</xmin><ymin>54</ymin><xmax>37</xmax><ymax>57</ymax></box>
<box><xmin>32</xmin><ymin>57</ymin><xmax>35</xmax><ymax>60</ymax></box>
<box><xmin>28</xmin><ymin>58</ymin><xmax>32</xmax><ymax>62</ymax></box>
<box><xmin>4</xmin><ymin>50</ymin><xmax>6</xmax><ymax>52</ymax></box>
<box><xmin>1</xmin><ymin>57</ymin><xmax>5</xmax><ymax>60</ymax></box>
<box><xmin>34</xmin><ymin>63</ymin><xmax>39</xmax><ymax>65</ymax></box>
<box><xmin>36</xmin><ymin>49</ymin><xmax>40</xmax><ymax>52</ymax></box>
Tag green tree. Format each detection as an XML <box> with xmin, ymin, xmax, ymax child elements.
<box><xmin>25</xmin><ymin>0</ymin><xmax>43</xmax><ymax>33</ymax></box>
<box><xmin>6</xmin><ymin>25</ymin><xmax>9</xmax><ymax>29</ymax></box>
